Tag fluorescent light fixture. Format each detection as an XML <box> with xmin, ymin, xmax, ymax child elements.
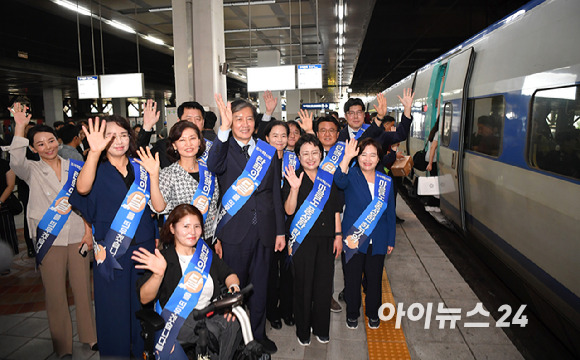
<box><xmin>223</xmin><ymin>0</ymin><xmax>275</xmax><ymax>6</ymax></box>
<box><xmin>108</xmin><ymin>20</ymin><xmax>136</xmax><ymax>34</ymax></box>
<box><xmin>54</xmin><ymin>0</ymin><xmax>91</xmax><ymax>16</ymax></box>
<box><xmin>338</xmin><ymin>24</ymin><xmax>344</xmax><ymax>35</ymax></box>
<box><xmin>338</xmin><ymin>47</ymin><xmax>343</xmax><ymax>55</ymax></box>
<box><xmin>149</xmin><ymin>7</ymin><xmax>172</xmax><ymax>12</ymax></box>
<box><xmin>338</xmin><ymin>36</ymin><xmax>343</xmax><ymax>46</ymax></box>
<box><xmin>338</xmin><ymin>5</ymin><xmax>344</xmax><ymax>20</ymax></box>
<box><xmin>144</xmin><ymin>35</ymin><xmax>164</xmax><ymax>45</ymax></box>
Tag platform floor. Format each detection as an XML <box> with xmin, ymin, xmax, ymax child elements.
<box><xmin>0</xmin><ymin>196</ymin><xmax>525</xmax><ymax>360</ymax></box>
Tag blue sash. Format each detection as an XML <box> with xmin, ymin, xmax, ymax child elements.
<box><xmin>215</xmin><ymin>140</ymin><xmax>276</xmax><ymax>234</ymax></box>
<box><xmin>199</xmin><ymin>139</ymin><xmax>213</xmax><ymax>164</ymax></box>
<box><xmin>35</xmin><ymin>159</ymin><xmax>84</xmax><ymax>265</ymax></box>
<box><xmin>343</xmin><ymin>171</ymin><xmax>391</xmax><ymax>263</ymax></box>
<box><xmin>353</xmin><ymin>124</ymin><xmax>370</xmax><ymax>140</ymax></box>
<box><xmin>191</xmin><ymin>161</ymin><xmax>215</xmax><ymax>223</ymax></box>
<box><xmin>95</xmin><ymin>159</ymin><xmax>150</xmax><ymax>281</ymax></box>
<box><xmin>288</xmin><ymin>142</ymin><xmax>346</xmax><ymax>256</ymax></box>
<box><xmin>155</xmin><ymin>239</ymin><xmax>213</xmax><ymax>360</ymax></box>
<box><xmin>283</xmin><ymin>150</ymin><xmax>300</xmax><ymax>172</ymax></box>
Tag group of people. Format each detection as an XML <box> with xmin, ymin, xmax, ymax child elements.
<box><xmin>4</xmin><ymin>87</ymin><xmax>414</xmax><ymax>359</ymax></box>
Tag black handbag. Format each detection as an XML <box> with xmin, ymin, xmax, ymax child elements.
<box><xmin>412</xmin><ymin>146</ymin><xmax>428</xmax><ymax>171</ymax></box>
<box><xmin>4</xmin><ymin>193</ymin><xmax>23</xmax><ymax>216</ymax></box>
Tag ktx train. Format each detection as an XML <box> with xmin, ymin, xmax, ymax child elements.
<box><xmin>368</xmin><ymin>0</ymin><xmax>579</xmax><ymax>356</ymax></box>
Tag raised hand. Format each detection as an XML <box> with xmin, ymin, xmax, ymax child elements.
<box><xmin>284</xmin><ymin>165</ymin><xmax>304</xmax><ymax>190</ymax></box>
<box><xmin>298</xmin><ymin>109</ymin><xmax>314</xmax><ymax>133</ymax></box>
<box><xmin>373</xmin><ymin>93</ymin><xmax>387</xmax><ymax>119</ymax></box>
<box><xmin>82</xmin><ymin>117</ymin><xmax>113</xmax><ymax>154</ymax></box>
<box><xmin>215</xmin><ymin>93</ymin><xmax>233</xmax><ymax>131</ymax></box>
<box><xmin>263</xmin><ymin>90</ymin><xmax>278</xmax><ymax>115</ymax></box>
<box><xmin>132</xmin><ymin>247</ymin><xmax>167</xmax><ymax>277</ymax></box>
<box><xmin>344</xmin><ymin>138</ymin><xmax>359</xmax><ymax>161</ymax></box>
<box><xmin>142</xmin><ymin>99</ymin><xmax>160</xmax><ymax>131</ymax></box>
<box><xmin>135</xmin><ymin>146</ymin><xmax>160</xmax><ymax>178</ymax></box>
<box><xmin>8</xmin><ymin>102</ymin><xmax>32</xmax><ymax>129</ymax></box>
<box><xmin>398</xmin><ymin>88</ymin><xmax>415</xmax><ymax>117</ymax></box>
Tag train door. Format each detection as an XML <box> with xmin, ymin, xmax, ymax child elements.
<box><xmin>438</xmin><ymin>47</ymin><xmax>475</xmax><ymax>231</ymax></box>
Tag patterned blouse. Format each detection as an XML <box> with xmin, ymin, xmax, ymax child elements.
<box><xmin>156</xmin><ymin>162</ymin><xmax>220</xmax><ymax>240</ymax></box>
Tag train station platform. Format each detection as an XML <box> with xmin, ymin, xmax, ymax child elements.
<box><xmin>0</xmin><ymin>195</ymin><xmax>525</xmax><ymax>360</ymax></box>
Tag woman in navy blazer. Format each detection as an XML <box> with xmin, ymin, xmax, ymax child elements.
<box><xmin>334</xmin><ymin>138</ymin><xmax>396</xmax><ymax>330</ymax></box>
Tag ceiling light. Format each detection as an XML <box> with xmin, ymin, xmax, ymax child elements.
<box><xmin>144</xmin><ymin>35</ymin><xmax>164</xmax><ymax>45</ymax></box>
<box><xmin>338</xmin><ymin>36</ymin><xmax>343</xmax><ymax>46</ymax></box>
<box><xmin>338</xmin><ymin>4</ymin><xmax>344</xmax><ymax>20</ymax></box>
<box><xmin>338</xmin><ymin>48</ymin><xmax>343</xmax><ymax>55</ymax></box>
<box><xmin>108</xmin><ymin>20</ymin><xmax>136</xmax><ymax>34</ymax></box>
<box><xmin>338</xmin><ymin>24</ymin><xmax>344</xmax><ymax>35</ymax></box>
<box><xmin>149</xmin><ymin>7</ymin><xmax>172</xmax><ymax>12</ymax></box>
<box><xmin>54</xmin><ymin>0</ymin><xmax>91</xmax><ymax>16</ymax></box>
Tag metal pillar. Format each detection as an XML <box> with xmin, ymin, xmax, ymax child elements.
<box><xmin>42</xmin><ymin>88</ymin><xmax>64</xmax><ymax>126</ymax></box>
<box><xmin>257</xmin><ymin>50</ymin><xmax>282</xmax><ymax>119</ymax></box>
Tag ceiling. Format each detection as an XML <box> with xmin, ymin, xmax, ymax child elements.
<box><xmin>0</xmin><ymin>0</ymin><xmax>530</xmax><ymax>111</ymax></box>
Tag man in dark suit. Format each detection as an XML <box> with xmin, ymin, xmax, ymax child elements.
<box><xmin>137</xmin><ymin>99</ymin><xmax>207</xmax><ymax>168</ymax></box>
<box><xmin>207</xmin><ymin>94</ymin><xmax>285</xmax><ymax>354</ymax></box>
<box><xmin>338</xmin><ymin>91</ymin><xmax>414</xmax><ymax>148</ymax></box>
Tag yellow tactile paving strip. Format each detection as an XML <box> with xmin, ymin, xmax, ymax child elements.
<box><xmin>362</xmin><ymin>268</ymin><xmax>412</xmax><ymax>360</ymax></box>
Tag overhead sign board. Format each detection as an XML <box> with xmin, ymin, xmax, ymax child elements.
<box><xmin>77</xmin><ymin>75</ymin><xmax>99</xmax><ymax>99</ymax></box>
<box><xmin>247</xmin><ymin>65</ymin><xmax>296</xmax><ymax>92</ymax></box>
<box><xmin>301</xmin><ymin>102</ymin><xmax>330</xmax><ymax>110</ymax></box>
<box><xmin>297</xmin><ymin>64</ymin><xmax>322</xmax><ymax>89</ymax></box>
<box><xmin>100</xmin><ymin>73</ymin><xmax>144</xmax><ymax>98</ymax></box>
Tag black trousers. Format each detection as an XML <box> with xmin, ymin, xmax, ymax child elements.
<box><xmin>344</xmin><ymin>244</ymin><xmax>385</xmax><ymax>321</ymax></box>
<box><xmin>292</xmin><ymin>235</ymin><xmax>334</xmax><ymax>340</ymax></box>
<box><xmin>222</xmin><ymin>225</ymin><xmax>272</xmax><ymax>341</ymax></box>
<box><xmin>266</xmin><ymin>243</ymin><xmax>293</xmax><ymax>321</ymax></box>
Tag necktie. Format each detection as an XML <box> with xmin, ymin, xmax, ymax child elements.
<box><xmin>351</xmin><ymin>131</ymin><xmax>357</xmax><ymax>139</ymax></box>
<box><xmin>241</xmin><ymin>145</ymin><xmax>250</xmax><ymax>160</ymax></box>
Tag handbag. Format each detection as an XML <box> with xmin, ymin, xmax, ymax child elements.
<box><xmin>412</xmin><ymin>146</ymin><xmax>428</xmax><ymax>171</ymax></box>
<box><xmin>4</xmin><ymin>193</ymin><xmax>23</xmax><ymax>216</ymax></box>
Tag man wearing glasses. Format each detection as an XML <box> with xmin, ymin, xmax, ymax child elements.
<box><xmin>338</xmin><ymin>91</ymin><xmax>414</xmax><ymax>147</ymax></box>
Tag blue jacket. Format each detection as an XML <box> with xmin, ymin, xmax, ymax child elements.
<box><xmin>333</xmin><ymin>166</ymin><xmax>396</xmax><ymax>255</ymax></box>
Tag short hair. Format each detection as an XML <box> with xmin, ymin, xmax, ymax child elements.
<box><xmin>166</xmin><ymin>121</ymin><xmax>206</xmax><ymax>162</ymax></box>
<box><xmin>53</xmin><ymin>121</ymin><xmax>66</xmax><ymax>129</ymax></box>
<box><xmin>204</xmin><ymin>111</ymin><xmax>217</xmax><ymax>129</ymax></box>
<box><xmin>161</xmin><ymin>204</ymin><xmax>205</xmax><ymax>245</ymax></box>
<box><xmin>177</xmin><ymin>101</ymin><xmax>205</xmax><ymax>120</ymax></box>
<box><xmin>294</xmin><ymin>133</ymin><xmax>324</xmax><ymax>162</ymax></box>
<box><xmin>133</xmin><ymin>124</ymin><xmax>143</xmax><ymax>130</ymax></box>
<box><xmin>314</xmin><ymin>115</ymin><xmax>340</xmax><ymax>133</ymax></box>
<box><xmin>231</xmin><ymin>99</ymin><xmax>258</xmax><ymax>120</ymax></box>
<box><xmin>264</xmin><ymin>120</ymin><xmax>289</xmax><ymax>138</ymax></box>
<box><xmin>357</xmin><ymin>138</ymin><xmax>384</xmax><ymax>169</ymax></box>
<box><xmin>381</xmin><ymin>115</ymin><xmax>396</xmax><ymax>125</ymax></box>
<box><xmin>343</xmin><ymin>98</ymin><xmax>365</xmax><ymax>114</ymax></box>
<box><xmin>57</xmin><ymin>124</ymin><xmax>80</xmax><ymax>144</ymax></box>
<box><xmin>27</xmin><ymin>125</ymin><xmax>57</xmax><ymax>145</ymax></box>
<box><xmin>286</xmin><ymin>120</ymin><xmax>303</xmax><ymax>135</ymax></box>
<box><xmin>329</xmin><ymin>111</ymin><xmax>339</xmax><ymax>119</ymax></box>
<box><xmin>103</xmin><ymin>115</ymin><xmax>138</xmax><ymax>158</ymax></box>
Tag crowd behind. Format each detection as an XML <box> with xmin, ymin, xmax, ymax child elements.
<box><xmin>0</xmin><ymin>89</ymin><xmax>415</xmax><ymax>359</ymax></box>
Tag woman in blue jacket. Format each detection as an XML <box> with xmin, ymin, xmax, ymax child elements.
<box><xmin>70</xmin><ymin>116</ymin><xmax>157</xmax><ymax>359</ymax></box>
<box><xmin>334</xmin><ymin>138</ymin><xmax>396</xmax><ymax>330</ymax></box>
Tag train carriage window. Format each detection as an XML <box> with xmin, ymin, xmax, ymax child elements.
<box><xmin>466</xmin><ymin>96</ymin><xmax>504</xmax><ymax>157</ymax></box>
<box><xmin>441</xmin><ymin>102</ymin><xmax>452</xmax><ymax>146</ymax></box>
<box><xmin>529</xmin><ymin>86</ymin><xmax>580</xmax><ymax>180</ymax></box>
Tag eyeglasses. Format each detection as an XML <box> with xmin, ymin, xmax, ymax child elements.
<box><xmin>318</xmin><ymin>128</ymin><xmax>338</xmax><ymax>134</ymax></box>
<box><xmin>299</xmin><ymin>151</ymin><xmax>321</xmax><ymax>159</ymax></box>
<box><xmin>347</xmin><ymin>111</ymin><xmax>364</xmax><ymax>117</ymax></box>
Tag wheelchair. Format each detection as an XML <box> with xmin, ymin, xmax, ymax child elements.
<box><xmin>137</xmin><ymin>284</ymin><xmax>270</xmax><ymax>360</ymax></box>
